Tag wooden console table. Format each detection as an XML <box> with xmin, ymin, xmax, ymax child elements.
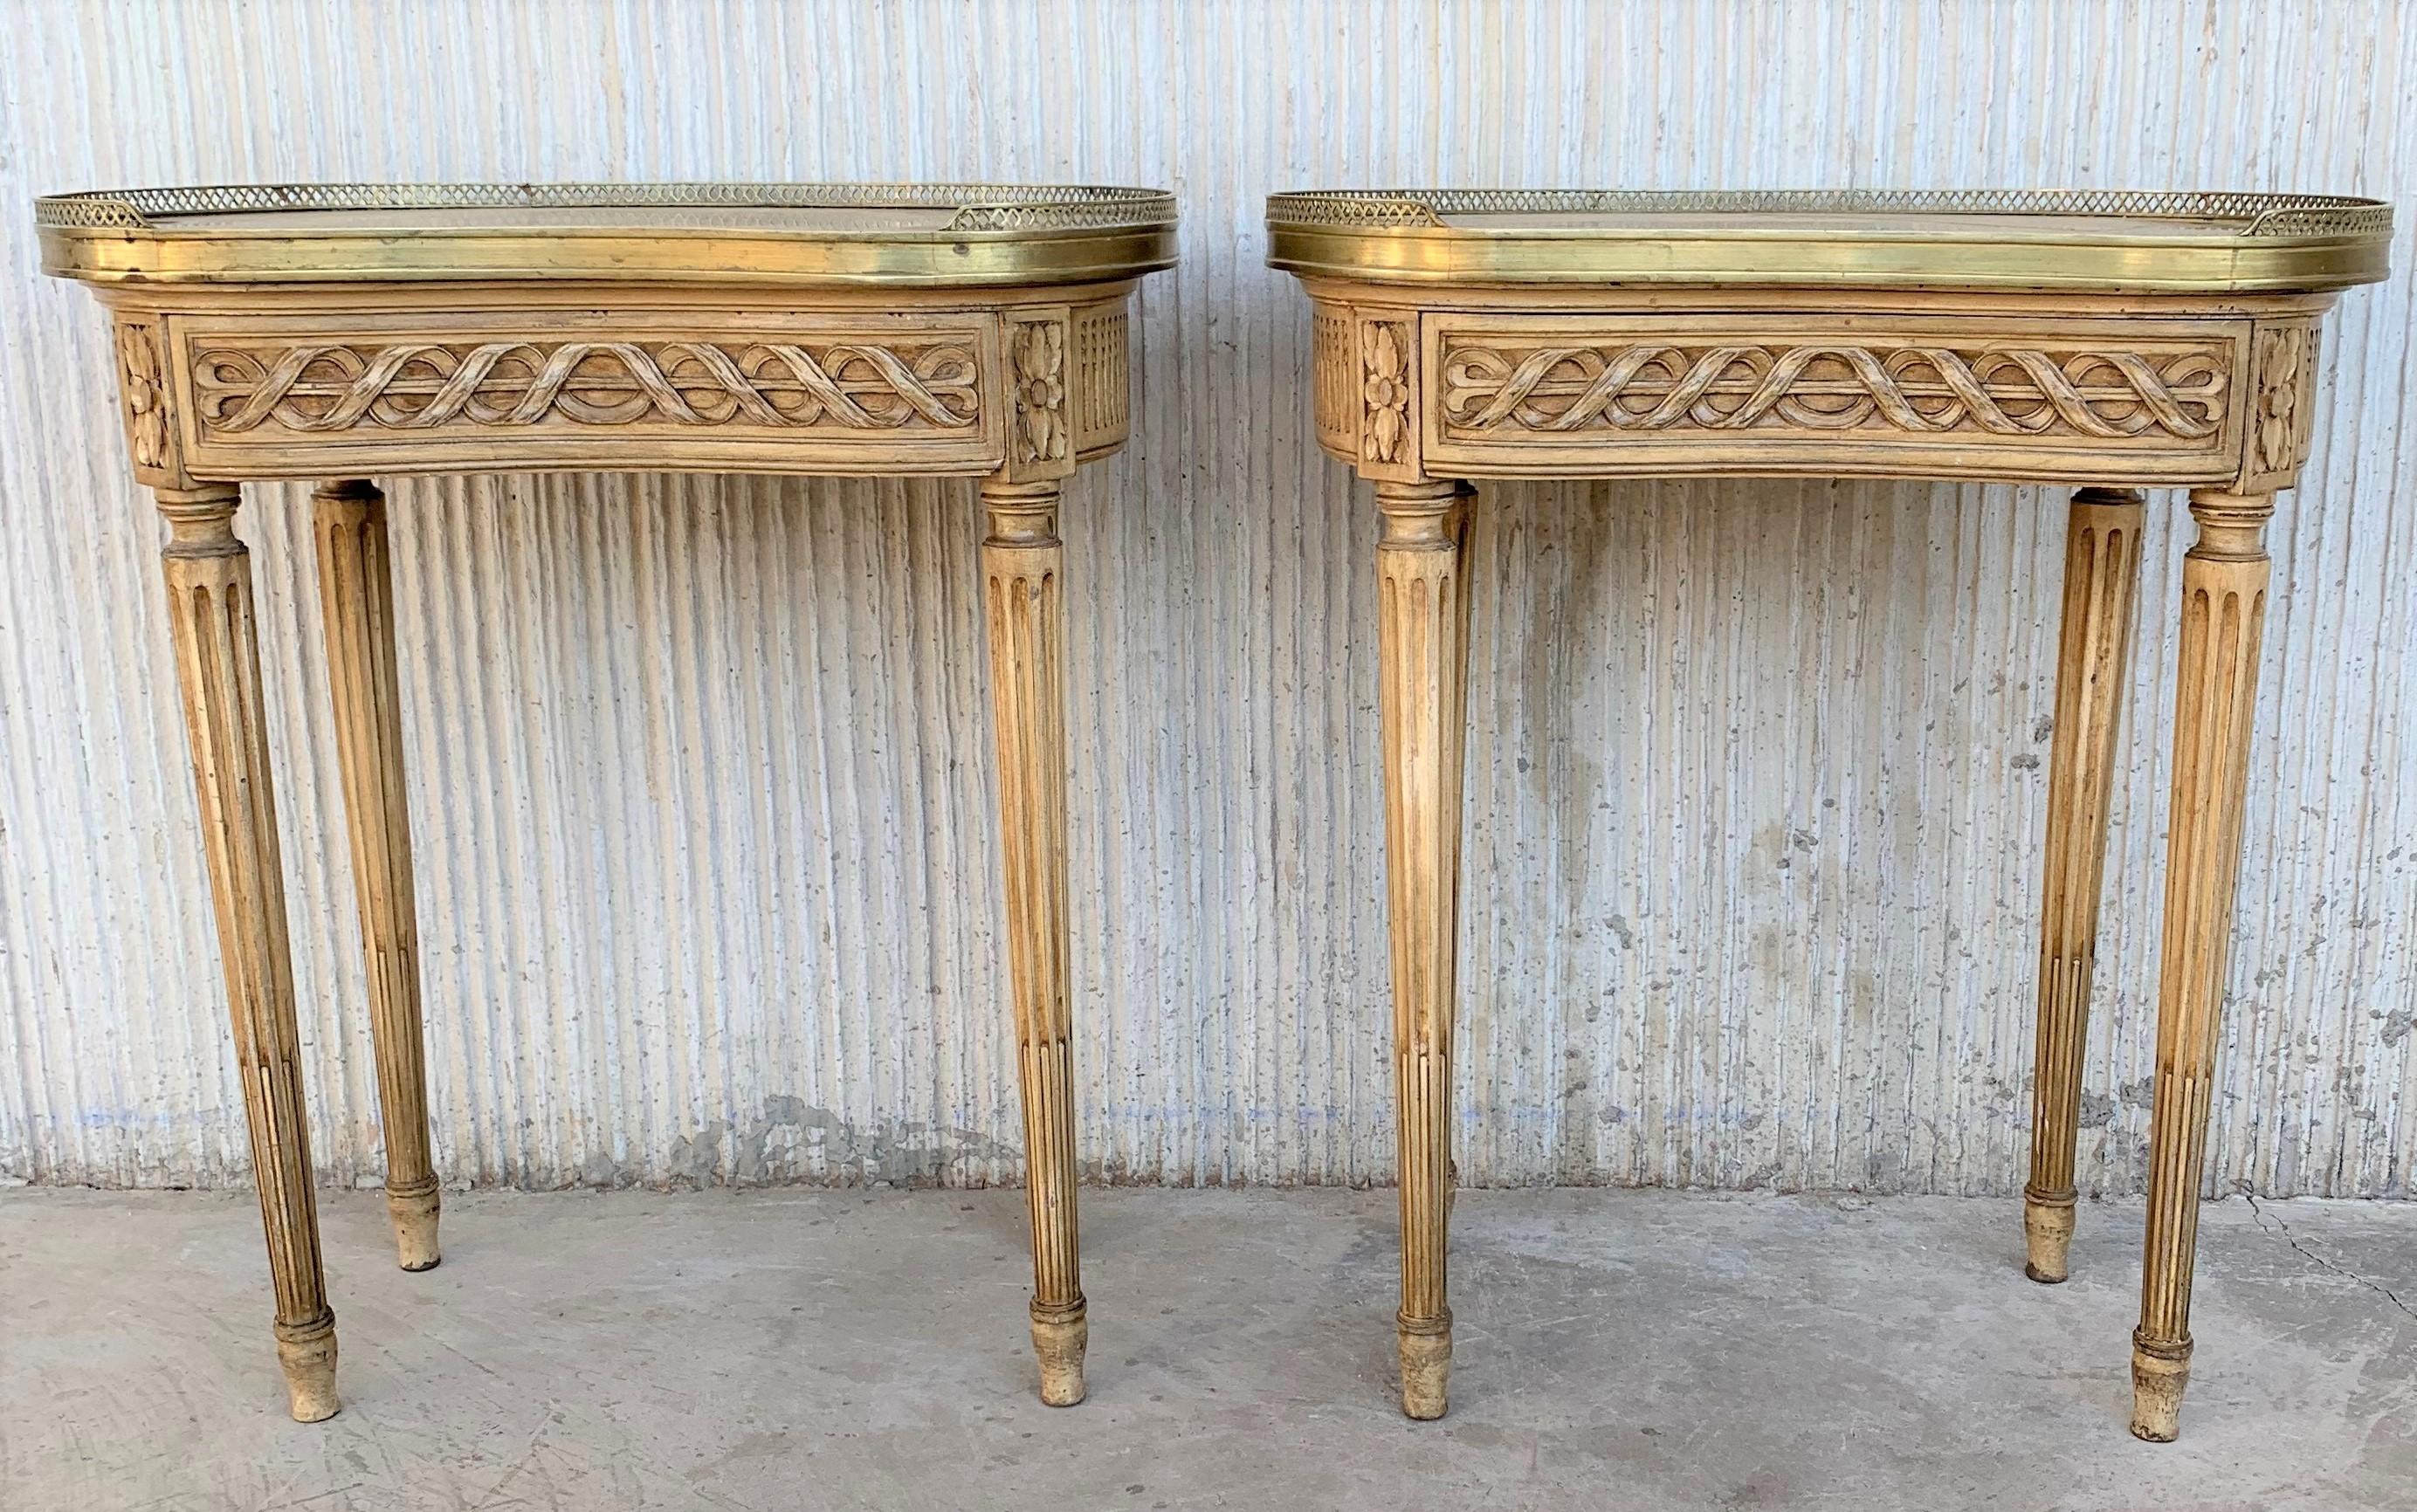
<box><xmin>38</xmin><ymin>182</ymin><xmax>1175</xmax><ymax>1419</ymax></box>
<box><xmin>1265</xmin><ymin>188</ymin><xmax>2390</xmax><ymax>1439</ymax></box>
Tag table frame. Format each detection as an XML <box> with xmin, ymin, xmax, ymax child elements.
<box><xmin>83</xmin><ymin>273</ymin><xmax>1146</xmax><ymax>1419</ymax></box>
<box><xmin>1298</xmin><ymin>276</ymin><xmax>2338</xmax><ymax>1440</ymax></box>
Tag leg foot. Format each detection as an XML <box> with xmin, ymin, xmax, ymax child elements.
<box><xmin>1398</xmin><ymin>1316</ymin><xmax>1451</xmax><ymax>1420</ymax></box>
<box><xmin>2130</xmin><ymin>1333</ymin><xmax>2192</xmax><ymax>1441</ymax></box>
<box><xmin>2022</xmin><ymin>1190</ymin><xmax>2076</xmax><ymax>1283</ymax></box>
<box><xmin>275</xmin><ymin>1314</ymin><xmax>341</xmax><ymax>1422</ymax></box>
<box><xmin>387</xmin><ymin>1175</ymin><xmax>442</xmax><ymax>1271</ymax></box>
<box><xmin>1031</xmin><ymin>1301</ymin><xmax>1088</xmax><ymax>1406</ymax></box>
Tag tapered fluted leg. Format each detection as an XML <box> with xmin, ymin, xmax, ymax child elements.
<box><xmin>313</xmin><ymin>480</ymin><xmax>439</xmax><ymax>1272</ymax></box>
<box><xmin>2023</xmin><ymin>487</ymin><xmax>2145</xmax><ymax>1282</ymax></box>
<box><xmin>2132</xmin><ymin>491</ymin><xmax>2272</xmax><ymax>1442</ymax></box>
<box><xmin>156</xmin><ymin>484</ymin><xmax>339</xmax><ymax>1423</ymax></box>
<box><xmin>1374</xmin><ymin>479</ymin><xmax>1471</xmax><ymax>1419</ymax></box>
<box><xmin>981</xmin><ymin>480</ymin><xmax>1086</xmax><ymax>1406</ymax></box>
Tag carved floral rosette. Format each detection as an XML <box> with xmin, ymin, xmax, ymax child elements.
<box><xmin>2242</xmin><ymin>320</ymin><xmax>2320</xmax><ymax>491</ymax></box>
<box><xmin>1009</xmin><ymin>316</ymin><xmax>1071</xmax><ymax>466</ymax></box>
<box><xmin>113</xmin><ymin>318</ymin><xmax>175</xmax><ymax>475</ymax></box>
<box><xmin>1359</xmin><ymin>320</ymin><xmax>1415</xmax><ymax>468</ymax></box>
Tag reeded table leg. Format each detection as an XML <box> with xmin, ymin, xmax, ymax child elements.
<box><xmin>2132</xmin><ymin>490</ymin><xmax>2273</xmax><ymax>1442</ymax></box>
<box><xmin>1374</xmin><ymin>479</ymin><xmax>1471</xmax><ymax>1419</ymax></box>
<box><xmin>981</xmin><ymin>479</ymin><xmax>1086</xmax><ymax>1406</ymax></box>
<box><xmin>313</xmin><ymin>479</ymin><xmax>440</xmax><ymax>1272</ymax></box>
<box><xmin>156</xmin><ymin>484</ymin><xmax>340</xmax><ymax>1422</ymax></box>
<box><xmin>2023</xmin><ymin>487</ymin><xmax>2145</xmax><ymax>1282</ymax></box>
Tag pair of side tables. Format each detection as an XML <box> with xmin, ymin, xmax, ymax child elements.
<box><xmin>36</xmin><ymin>183</ymin><xmax>2391</xmax><ymax>1442</ymax></box>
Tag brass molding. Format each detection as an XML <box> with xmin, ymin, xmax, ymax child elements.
<box><xmin>1266</xmin><ymin>188</ymin><xmax>2392</xmax><ymax>292</ymax></box>
<box><xmin>38</xmin><ymin>182</ymin><xmax>1179</xmax><ymax>287</ymax></box>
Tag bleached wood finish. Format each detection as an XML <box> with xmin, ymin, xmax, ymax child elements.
<box><xmin>48</xmin><ymin>185</ymin><xmax>1172</xmax><ymax>1419</ymax></box>
<box><xmin>1270</xmin><ymin>191</ymin><xmax>2385</xmax><ymax>1437</ymax></box>
<box><xmin>313</xmin><ymin>479</ymin><xmax>440</xmax><ymax>1272</ymax></box>
<box><xmin>155</xmin><ymin>482</ymin><xmax>340</xmax><ymax>1422</ymax></box>
<box><xmin>2131</xmin><ymin>490</ymin><xmax>2274</xmax><ymax>1441</ymax></box>
<box><xmin>2022</xmin><ymin>487</ymin><xmax>2145</xmax><ymax>1284</ymax></box>
<box><xmin>981</xmin><ymin>478</ymin><xmax>1087</xmax><ymax>1406</ymax></box>
<box><xmin>1374</xmin><ymin>478</ymin><xmax>1472</xmax><ymax>1420</ymax></box>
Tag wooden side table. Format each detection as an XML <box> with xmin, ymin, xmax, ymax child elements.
<box><xmin>38</xmin><ymin>182</ymin><xmax>1176</xmax><ymax>1419</ymax></box>
<box><xmin>1265</xmin><ymin>188</ymin><xmax>2391</xmax><ymax>1439</ymax></box>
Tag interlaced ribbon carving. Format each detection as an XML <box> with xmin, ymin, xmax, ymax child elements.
<box><xmin>192</xmin><ymin>340</ymin><xmax>981</xmax><ymax>432</ymax></box>
<box><xmin>1441</xmin><ymin>344</ymin><xmax>2227</xmax><ymax>439</ymax></box>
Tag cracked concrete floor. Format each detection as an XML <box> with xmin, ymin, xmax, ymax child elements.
<box><xmin>2</xmin><ymin>1188</ymin><xmax>2411</xmax><ymax>1511</ymax></box>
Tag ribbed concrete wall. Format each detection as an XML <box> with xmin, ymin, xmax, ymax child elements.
<box><xmin>0</xmin><ymin>0</ymin><xmax>2410</xmax><ymax>1197</ymax></box>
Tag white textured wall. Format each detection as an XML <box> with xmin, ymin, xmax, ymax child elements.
<box><xmin>0</xmin><ymin>0</ymin><xmax>2411</xmax><ymax>1199</ymax></box>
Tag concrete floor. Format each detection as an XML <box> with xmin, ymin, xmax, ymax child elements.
<box><xmin>1</xmin><ymin>1188</ymin><xmax>2410</xmax><ymax>1511</ymax></box>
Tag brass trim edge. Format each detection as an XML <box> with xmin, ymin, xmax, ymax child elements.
<box><xmin>36</xmin><ymin>182</ymin><xmax>1180</xmax><ymax>288</ymax></box>
<box><xmin>1264</xmin><ymin>189</ymin><xmax>2391</xmax><ymax>292</ymax></box>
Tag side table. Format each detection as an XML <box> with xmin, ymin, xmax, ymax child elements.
<box><xmin>1265</xmin><ymin>187</ymin><xmax>2389</xmax><ymax>1439</ymax></box>
<box><xmin>38</xmin><ymin>181</ymin><xmax>1176</xmax><ymax>1419</ymax></box>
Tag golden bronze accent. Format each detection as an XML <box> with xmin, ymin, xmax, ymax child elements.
<box><xmin>1268</xmin><ymin>185</ymin><xmax>2389</xmax><ymax>1438</ymax></box>
<box><xmin>38</xmin><ymin>182</ymin><xmax>1176</xmax><ymax>286</ymax></box>
<box><xmin>1267</xmin><ymin>188</ymin><xmax>2390</xmax><ymax>292</ymax></box>
<box><xmin>45</xmin><ymin>181</ymin><xmax>1174</xmax><ymax>1419</ymax></box>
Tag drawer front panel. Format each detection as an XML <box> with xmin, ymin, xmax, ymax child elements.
<box><xmin>169</xmin><ymin>311</ymin><xmax>1009</xmax><ymax>478</ymax></box>
<box><xmin>1421</xmin><ymin>313</ymin><xmax>2250</xmax><ymax>483</ymax></box>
